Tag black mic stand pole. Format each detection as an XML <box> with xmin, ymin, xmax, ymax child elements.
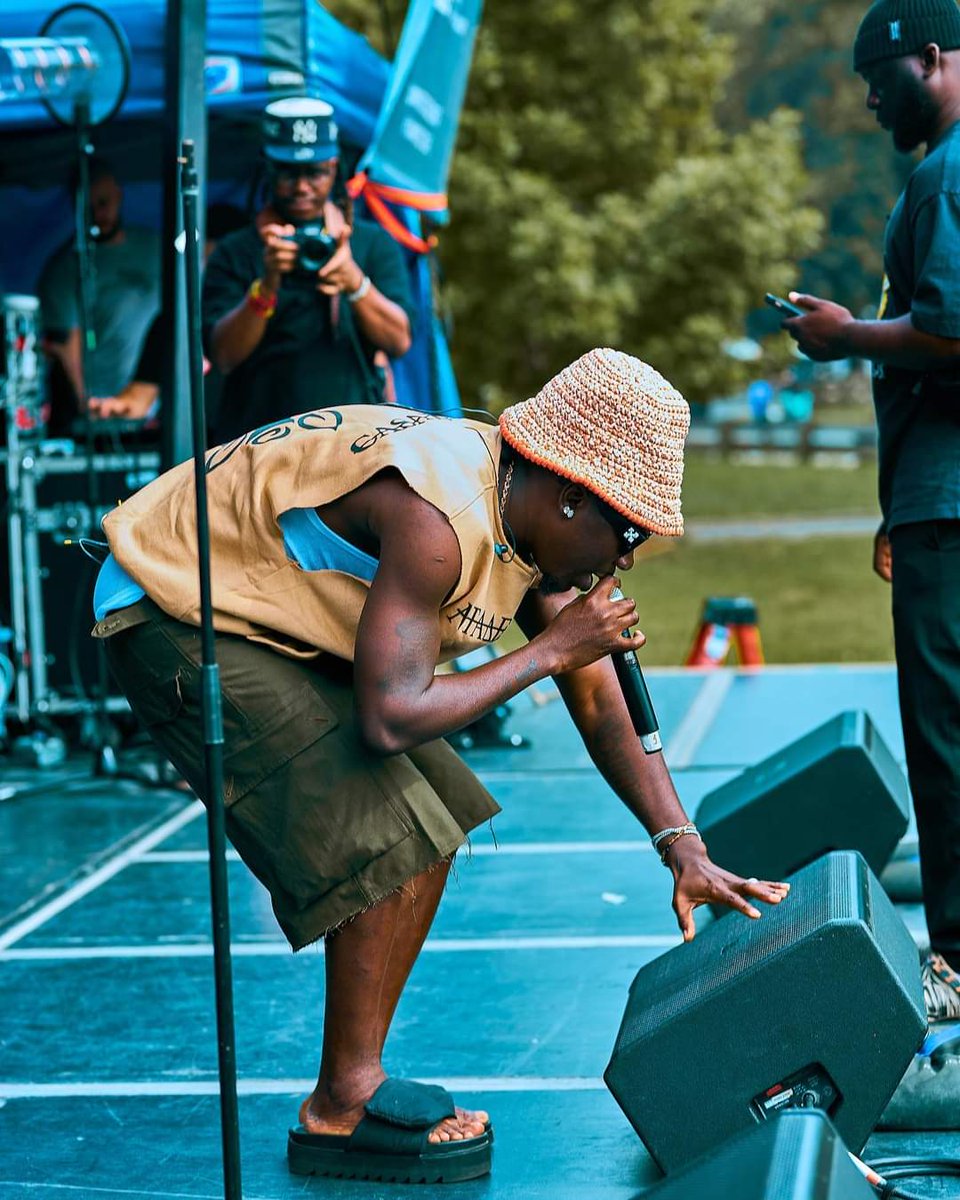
<box><xmin>71</xmin><ymin>99</ymin><xmax>116</xmax><ymax>775</ymax></box>
<box><xmin>179</xmin><ymin>138</ymin><xmax>243</xmax><ymax>1200</ymax></box>
<box><xmin>72</xmin><ymin>99</ymin><xmax>96</xmax><ymax>386</ymax></box>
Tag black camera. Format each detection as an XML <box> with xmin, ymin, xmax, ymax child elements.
<box><xmin>293</xmin><ymin>222</ymin><xmax>337</xmax><ymax>273</ymax></box>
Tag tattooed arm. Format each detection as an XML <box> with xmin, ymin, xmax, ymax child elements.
<box><xmin>516</xmin><ymin>588</ymin><xmax>790</xmax><ymax>939</ymax></box>
<box><xmin>346</xmin><ymin>475</ymin><xmax>640</xmax><ymax>756</ymax></box>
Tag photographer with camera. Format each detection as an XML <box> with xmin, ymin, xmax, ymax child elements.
<box><xmin>202</xmin><ymin>98</ymin><xmax>414</xmax><ymax>444</ymax></box>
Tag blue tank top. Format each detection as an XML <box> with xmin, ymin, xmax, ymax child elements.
<box><xmin>93</xmin><ymin>507</ymin><xmax>377</xmax><ymax>620</ymax></box>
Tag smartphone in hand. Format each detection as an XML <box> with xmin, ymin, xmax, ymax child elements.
<box><xmin>765</xmin><ymin>292</ymin><xmax>805</xmax><ymax>318</ymax></box>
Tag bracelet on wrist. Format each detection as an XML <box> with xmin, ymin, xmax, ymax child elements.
<box><xmin>247</xmin><ymin>278</ymin><xmax>277</xmax><ymax>319</ymax></box>
<box><xmin>345</xmin><ymin>273</ymin><xmax>372</xmax><ymax>304</ymax></box>
<box><xmin>650</xmin><ymin>823</ymin><xmax>701</xmax><ymax>865</ymax></box>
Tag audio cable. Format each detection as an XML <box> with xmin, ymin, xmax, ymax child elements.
<box><xmin>850</xmin><ymin>1149</ymin><xmax>960</xmax><ymax>1199</ymax></box>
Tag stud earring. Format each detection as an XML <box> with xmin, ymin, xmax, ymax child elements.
<box><xmin>562</xmin><ymin>505</ymin><xmax>575</xmax><ymax>519</ymax></box>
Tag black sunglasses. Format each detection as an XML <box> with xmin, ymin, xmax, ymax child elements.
<box><xmin>597</xmin><ymin>501</ymin><xmax>654</xmax><ymax>554</ymax></box>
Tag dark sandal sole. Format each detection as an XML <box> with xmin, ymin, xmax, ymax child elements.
<box><xmin>288</xmin><ymin>1129</ymin><xmax>493</xmax><ymax>1184</ymax></box>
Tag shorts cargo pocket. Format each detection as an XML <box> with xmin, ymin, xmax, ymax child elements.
<box><xmin>219</xmin><ymin>679</ymin><xmax>340</xmax><ymax>807</ymax></box>
<box><xmin>126</xmin><ymin>668</ymin><xmax>185</xmax><ymax>731</ymax></box>
<box><xmin>122</xmin><ymin>666</ymin><xmax>207</xmax><ymax>795</ymax></box>
<box><xmin>224</xmin><ymin>688</ymin><xmax>421</xmax><ymax>921</ymax></box>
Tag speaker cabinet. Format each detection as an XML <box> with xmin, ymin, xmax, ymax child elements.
<box><xmin>644</xmin><ymin>1110</ymin><xmax>874</xmax><ymax>1199</ymax></box>
<box><xmin>604</xmin><ymin>851</ymin><xmax>925</xmax><ymax>1174</ymax></box>
<box><xmin>695</xmin><ymin>712</ymin><xmax>909</xmax><ymax>901</ymax></box>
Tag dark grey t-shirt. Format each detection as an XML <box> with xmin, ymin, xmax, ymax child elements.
<box><xmin>38</xmin><ymin>227</ymin><xmax>161</xmax><ymax>398</ymax></box>
<box><xmin>875</xmin><ymin>122</ymin><xmax>960</xmax><ymax>532</ymax></box>
<box><xmin>201</xmin><ymin>218</ymin><xmax>415</xmax><ymax>444</ymax></box>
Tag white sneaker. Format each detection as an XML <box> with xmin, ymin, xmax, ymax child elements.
<box><xmin>921</xmin><ymin>953</ymin><xmax>960</xmax><ymax>1023</ymax></box>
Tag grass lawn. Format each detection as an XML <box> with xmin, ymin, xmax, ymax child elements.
<box><xmin>813</xmin><ymin>402</ymin><xmax>874</xmax><ymax>427</ymax></box>
<box><xmin>619</xmin><ymin>534</ymin><xmax>895</xmax><ymax>665</ymax></box>
<box><xmin>682</xmin><ymin>454</ymin><xmax>880</xmax><ymax>520</ymax></box>
<box><xmin>499</xmin><ymin>533</ymin><xmax>895</xmax><ymax>666</ymax></box>
<box><xmin>499</xmin><ymin>459</ymin><xmax>894</xmax><ymax>666</ymax></box>
<box><xmin>642</xmin><ymin>458</ymin><xmax>891</xmax><ymax>664</ymax></box>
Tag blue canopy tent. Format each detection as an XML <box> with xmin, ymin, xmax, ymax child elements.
<box><xmin>0</xmin><ymin>0</ymin><xmax>467</xmax><ymax>415</ymax></box>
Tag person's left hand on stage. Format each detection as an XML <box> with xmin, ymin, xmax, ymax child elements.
<box><xmin>663</xmin><ymin>836</ymin><xmax>790</xmax><ymax>941</ymax></box>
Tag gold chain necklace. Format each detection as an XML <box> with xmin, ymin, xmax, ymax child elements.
<box><xmin>496</xmin><ymin>460</ymin><xmax>517</xmax><ymax>563</ymax></box>
<box><xmin>499</xmin><ymin>460</ymin><xmax>514</xmax><ymax>516</ymax></box>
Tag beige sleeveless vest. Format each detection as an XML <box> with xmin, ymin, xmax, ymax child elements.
<box><xmin>103</xmin><ymin>406</ymin><xmax>540</xmax><ymax>662</ymax></box>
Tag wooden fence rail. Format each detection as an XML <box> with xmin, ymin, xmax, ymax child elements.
<box><xmin>687</xmin><ymin>423</ymin><xmax>877</xmax><ymax>460</ymax></box>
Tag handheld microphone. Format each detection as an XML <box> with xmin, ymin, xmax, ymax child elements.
<box><xmin>610</xmin><ymin>586</ymin><xmax>662</xmax><ymax>754</ymax></box>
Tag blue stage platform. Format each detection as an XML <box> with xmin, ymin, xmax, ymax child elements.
<box><xmin>1</xmin><ymin>665</ymin><xmax>957</xmax><ymax>1198</ymax></box>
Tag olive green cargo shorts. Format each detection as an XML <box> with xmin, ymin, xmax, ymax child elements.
<box><xmin>94</xmin><ymin>600</ymin><xmax>500</xmax><ymax>950</ymax></box>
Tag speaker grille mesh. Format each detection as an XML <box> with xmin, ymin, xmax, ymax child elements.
<box><xmin>765</xmin><ymin>1116</ymin><xmax>827</xmax><ymax>1197</ymax></box>
<box><xmin>607</xmin><ymin>855</ymin><xmax>926</xmax><ymax>1175</ymax></box>
<box><xmin>643</xmin><ymin>1112</ymin><xmax>875</xmax><ymax>1199</ymax></box>
<box><xmin>615</xmin><ymin>855</ymin><xmax>867</xmax><ymax>1052</ymax></box>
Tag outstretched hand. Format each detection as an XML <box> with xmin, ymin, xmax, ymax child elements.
<box><xmin>664</xmin><ymin>837</ymin><xmax>790</xmax><ymax>941</ymax></box>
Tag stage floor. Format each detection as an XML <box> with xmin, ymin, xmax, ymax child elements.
<box><xmin>2</xmin><ymin>664</ymin><xmax>958</xmax><ymax>1198</ymax></box>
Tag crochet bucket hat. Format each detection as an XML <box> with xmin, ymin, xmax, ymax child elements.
<box><xmin>854</xmin><ymin>0</ymin><xmax>960</xmax><ymax>72</ymax></box>
<box><xmin>499</xmin><ymin>348</ymin><xmax>690</xmax><ymax>537</ymax></box>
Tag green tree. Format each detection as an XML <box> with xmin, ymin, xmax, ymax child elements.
<box><xmin>327</xmin><ymin>1</ymin><xmax>822</xmax><ymax>407</ymax></box>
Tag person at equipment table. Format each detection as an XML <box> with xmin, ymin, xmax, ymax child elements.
<box><xmin>37</xmin><ymin>158</ymin><xmax>160</xmax><ymax>428</ymax></box>
<box><xmin>88</xmin><ymin>204</ymin><xmax>247</xmax><ymax>428</ymax></box>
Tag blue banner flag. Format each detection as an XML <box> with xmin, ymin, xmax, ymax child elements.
<box><xmin>358</xmin><ymin>0</ymin><xmax>483</xmax><ymax>202</ymax></box>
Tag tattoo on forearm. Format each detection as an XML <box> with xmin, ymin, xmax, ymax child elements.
<box><xmin>516</xmin><ymin>659</ymin><xmax>539</xmax><ymax>686</ymax></box>
<box><xmin>375</xmin><ymin>616</ymin><xmax>434</xmax><ymax>697</ymax></box>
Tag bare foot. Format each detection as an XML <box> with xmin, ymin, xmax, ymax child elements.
<box><xmin>300</xmin><ymin>1080</ymin><xmax>489</xmax><ymax>1144</ymax></box>
<box><xmin>426</xmin><ymin>1107</ymin><xmax>490</xmax><ymax>1144</ymax></box>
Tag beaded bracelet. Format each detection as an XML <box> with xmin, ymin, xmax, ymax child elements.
<box><xmin>650</xmin><ymin>822</ymin><xmax>701</xmax><ymax>865</ymax></box>
<box><xmin>657</xmin><ymin>825</ymin><xmax>700</xmax><ymax>864</ymax></box>
<box><xmin>247</xmin><ymin>278</ymin><xmax>277</xmax><ymax>319</ymax></box>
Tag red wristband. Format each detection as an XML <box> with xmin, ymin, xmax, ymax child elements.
<box><xmin>247</xmin><ymin>278</ymin><xmax>277</xmax><ymax>319</ymax></box>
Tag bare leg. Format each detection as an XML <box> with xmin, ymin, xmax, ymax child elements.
<box><xmin>299</xmin><ymin>858</ymin><xmax>489</xmax><ymax>1144</ymax></box>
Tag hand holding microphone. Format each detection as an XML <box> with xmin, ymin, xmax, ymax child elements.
<box><xmin>609</xmin><ymin>585</ymin><xmax>662</xmax><ymax>754</ymax></box>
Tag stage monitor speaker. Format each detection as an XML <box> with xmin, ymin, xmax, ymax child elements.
<box><xmin>695</xmin><ymin>711</ymin><xmax>909</xmax><ymax>908</ymax></box>
<box><xmin>642</xmin><ymin>1110</ymin><xmax>874</xmax><ymax>1200</ymax></box>
<box><xmin>604</xmin><ymin>851</ymin><xmax>925</xmax><ymax>1175</ymax></box>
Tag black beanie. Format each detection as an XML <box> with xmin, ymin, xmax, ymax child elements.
<box><xmin>854</xmin><ymin>0</ymin><xmax>960</xmax><ymax>71</ymax></box>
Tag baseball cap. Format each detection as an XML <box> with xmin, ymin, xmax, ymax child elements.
<box><xmin>262</xmin><ymin>97</ymin><xmax>339</xmax><ymax>164</ymax></box>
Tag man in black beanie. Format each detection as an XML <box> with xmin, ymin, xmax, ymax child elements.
<box><xmin>783</xmin><ymin>0</ymin><xmax>960</xmax><ymax>1023</ymax></box>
